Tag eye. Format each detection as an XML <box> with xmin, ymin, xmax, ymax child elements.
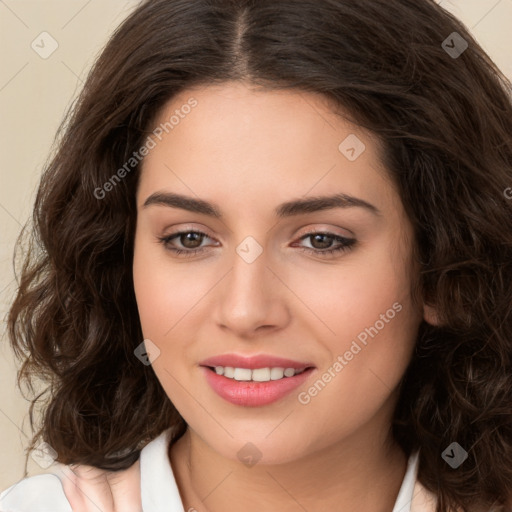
<box><xmin>157</xmin><ymin>229</ymin><xmax>356</xmax><ymax>259</ymax></box>
<box><xmin>158</xmin><ymin>230</ymin><xmax>216</xmax><ymax>257</ymax></box>
<box><xmin>293</xmin><ymin>231</ymin><xmax>356</xmax><ymax>257</ymax></box>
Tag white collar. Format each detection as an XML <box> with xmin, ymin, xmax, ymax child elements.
<box><xmin>392</xmin><ymin>449</ymin><xmax>420</xmax><ymax>512</ymax></box>
<box><xmin>140</xmin><ymin>428</ymin><xmax>184</xmax><ymax>511</ymax></box>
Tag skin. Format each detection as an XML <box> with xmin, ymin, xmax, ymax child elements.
<box><xmin>64</xmin><ymin>81</ymin><xmax>437</xmax><ymax>511</ymax></box>
<box><xmin>59</xmin><ymin>460</ymin><xmax>141</xmax><ymax>511</ymax></box>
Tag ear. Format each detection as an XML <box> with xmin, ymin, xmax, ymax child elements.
<box><xmin>422</xmin><ymin>303</ymin><xmax>440</xmax><ymax>326</ymax></box>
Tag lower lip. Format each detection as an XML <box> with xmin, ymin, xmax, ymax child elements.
<box><xmin>201</xmin><ymin>366</ymin><xmax>315</xmax><ymax>407</ymax></box>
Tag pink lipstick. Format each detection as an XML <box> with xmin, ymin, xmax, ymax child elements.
<box><xmin>199</xmin><ymin>354</ymin><xmax>315</xmax><ymax>407</ymax></box>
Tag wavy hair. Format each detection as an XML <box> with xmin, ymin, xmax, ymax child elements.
<box><xmin>7</xmin><ymin>0</ymin><xmax>512</xmax><ymax>510</ymax></box>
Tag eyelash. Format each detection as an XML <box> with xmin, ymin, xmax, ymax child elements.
<box><xmin>157</xmin><ymin>230</ymin><xmax>356</xmax><ymax>259</ymax></box>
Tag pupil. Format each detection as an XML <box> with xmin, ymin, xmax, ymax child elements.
<box><xmin>181</xmin><ymin>232</ymin><xmax>203</xmax><ymax>248</ymax></box>
<box><xmin>311</xmin><ymin>234</ymin><xmax>332</xmax><ymax>249</ymax></box>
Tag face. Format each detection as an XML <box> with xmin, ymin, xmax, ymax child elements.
<box><xmin>133</xmin><ymin>81</ymin><xmax>429</xmax><ymax>464</ymax></box>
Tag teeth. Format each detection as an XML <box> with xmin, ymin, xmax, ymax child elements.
<box><xmin>234</xmin><ymin>368</ymin><xmax>252</xmax><ymax>381</ymax></box>
<box><xmin>253</xmin><ymin>368</ymin><xmax>271</xmax><ymax>381</ymax></box>
<box><xmin>212</xmin><ymin>366</ymin><xmax>306</xmax><ymax>382</ymax></box>
<box><xmin>224</xmin><ymin>366</ymin><xmax>235</xmax><ymax>378</ymax></box>
<box><xmin>270</xmin><ymin>367</ymin><xmax>285</xmax><ymax>380</ymax></box>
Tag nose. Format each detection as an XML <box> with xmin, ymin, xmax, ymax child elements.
<box><xmin>213</xmin><ymin>246</ymin><xmax>291</xmax><ymax>338</ymax></box>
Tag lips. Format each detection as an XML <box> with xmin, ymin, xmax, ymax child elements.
<box><xmin>199</xmin><ymin>354</ymin><xmax>314</xmax><ymax>370</ymax></box>
<box><xmin>199</xmin><ymin>353</ymin><xmax>316</xmax><ymax>407</ymax></box>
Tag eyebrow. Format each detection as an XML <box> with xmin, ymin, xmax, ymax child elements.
<box><xmin>142</xmin><ymin>191</ymin><xmax>381</xmax><ymax>217</ymax></box>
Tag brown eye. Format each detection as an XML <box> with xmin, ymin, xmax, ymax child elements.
<box><xmin>293</xmin><ymin>231</ymin><xmax>357</xmax><ymax>258</ymax></box>
<box><xmin>178</xmin><ymin>231</ymin><xmax>205</xmax><ymax>249</ymax></box>
<box><xmin>158</xmin><ymin>230</ymin><xmax>214</xmax><ymax>256</ymax></box>
<box><xmin>309</xmin><ymin>233</ymin><xmax>335</xmax><ymax>250</ymax></box>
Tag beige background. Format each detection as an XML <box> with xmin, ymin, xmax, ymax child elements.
<box><xmin>1</xmin><ymin>0</ymin><xmax>511</xmax><ymax>491</ymax></box>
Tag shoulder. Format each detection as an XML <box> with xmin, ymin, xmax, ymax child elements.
<box><xmin>0</xmin><ymin>472</ymin><xmax>72</xmax><ymax>512</ymax></box>
<box><xmin>0</xmin><ymin>428</ymin><xmax>176</xmax><ymax>512</ymax></box>
<box><xmin>410</xmin><ymin>477</ymin><xmax>438</xmax><ymax>512</ymax></box>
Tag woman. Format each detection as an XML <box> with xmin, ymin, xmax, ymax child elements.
<box><xmin>1</xmin><ymin>0</ymin><xmax>511</xmax><ymax>511</ymax></box>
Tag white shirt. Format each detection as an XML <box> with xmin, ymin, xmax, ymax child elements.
<box><xmin>0</xmin><ymin>428</ymin><xmax>420</xmax><ymax>512</ymax></box>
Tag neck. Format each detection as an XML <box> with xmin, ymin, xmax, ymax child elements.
<box><xmin>169</xmin><ymin>421</ymin><xmax>408</xmax><ymax>512</ymax></box>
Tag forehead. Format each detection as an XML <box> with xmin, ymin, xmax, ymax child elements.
<box><xmin>138</xmin><ymin>82</ymin><xmax>395</xmax><ymax>213</ymax></box>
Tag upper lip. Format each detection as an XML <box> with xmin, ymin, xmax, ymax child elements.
<box><xmin>199</xmin><ymin>354</ymin><xmax>315</xmax><ymax>370</ymax></box>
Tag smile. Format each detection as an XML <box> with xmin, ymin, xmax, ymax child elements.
<box><xmin>199</xmin><ymin>353</ymin><xmax>316</xmax><ymax>406</ymax></box>
<box><xmin>210</xmin><ymin>366</ymin><xmax>307</xmax><ymax>382</ymax></box>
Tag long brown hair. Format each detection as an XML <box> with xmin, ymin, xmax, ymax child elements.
<box><xmin>8</xmin><ymin>1</ymin><xmax>512</xmax><ymax>510</ymax></box>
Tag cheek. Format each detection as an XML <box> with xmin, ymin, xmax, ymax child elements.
<box><xmin>285</xmin><ymin>236</ymin><xmax>414</xmax><ymax>344</ymax></box>
<box><xmin>132</xmin><ymin>236</ymin><xmax>210</xmax><ymax>339</ymax></box>
<box><xmin>304</xmin><ymin>298</ymin><xmax>418</xmax><ymax>422</ymax></box>
<box><xmin>299</xmin><ymin>247</ymin><xmax>419</xmax><ymax>406</ymax></box>
<box><xmin>132</xmin><ymin>240</ymin><xmax>201</xmax><ymax>411</ymax></box>
<box><xmin>288</xmin><ymin>234</ymin><xmax>419</xmax><ymax>398</ymax></box>
<box><xmin>132</xmin><ymin>236</ymin><xmax>216</xmax><ymax>405</ymax></box>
